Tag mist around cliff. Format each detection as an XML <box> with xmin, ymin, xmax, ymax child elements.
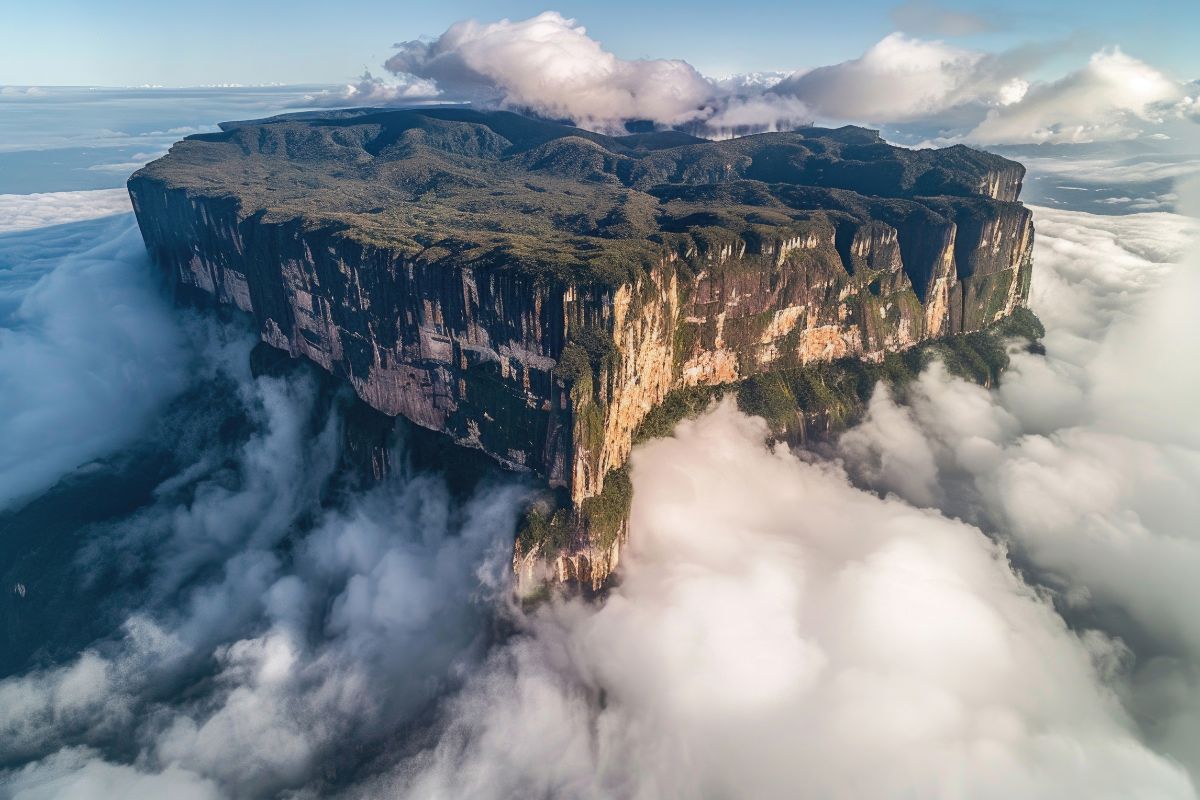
<box><xmin>372</xmin><ymin>406</ymin><xmax>1192</xmax><ymax>798</ymax></box>
<box><xmin>349</xmin><ymin>190</ymin><xmax>1200</xmax><ymax>798</ymax></box>
<box><xmin>0</xmin><ymin>218</ymin><xmax>527</xmax><ymax>796</ymax></box>
<box><xmin>0</xmin><ymin>199</ymin><xmax>528</xmax><ymax>797</ymax></box>
<box><xmin>1</xmin><ymin>181</ymin><xmax>1198</xmax><ymax>798</ymax></box>
<box><xmin>837</xmin><ymin>188</ymin><xmax>1200</xmax><ymax>778</ymax></box>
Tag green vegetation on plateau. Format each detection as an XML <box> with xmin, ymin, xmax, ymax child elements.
<box><xmin>135</xmin><ymin>107</ymin><xmax>1025</xmax><ymax>288</ymax></box>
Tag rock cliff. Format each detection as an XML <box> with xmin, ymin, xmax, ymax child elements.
<box><xmin>128</xmin><ymin>108</ymin><xmax>1034</xmax><ymax>592</ymax></box>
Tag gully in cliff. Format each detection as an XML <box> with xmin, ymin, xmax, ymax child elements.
<box><xmin>127</xmin><ymin>107</ymin><xmax>1036</xmax><ymax>595</ymax></box>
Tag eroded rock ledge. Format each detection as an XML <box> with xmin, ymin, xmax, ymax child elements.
<box><xmin>128</xmin><ymin>108</ymin><xmax>1034</xmax><ymax>592</ymax></box>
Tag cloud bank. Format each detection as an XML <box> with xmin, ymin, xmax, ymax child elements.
<box><xmin>0</xmin><ymin>210</ymin><xmax>187</xmax><ymax>510</ymax></box>
<box><xmin>838</xmin><ymin>192</ymin><xmax>1200</xmax><ymax>777</ymax></box>
<box><xmin>1</xmin><ymin>302</ymin><xmax>526</xmax><ymax>796</ymax></box>
<box><xmin>0</xmin><ymin>190</ymin><xmax>132</xmax><ymax>234</ymax></box>
<box><xmin>385</xmin><ymin>12</ymin><xmax>718</xmax><ymax>131</ymax></box>
<box><xmin>345</xmin><ymin>11</ymin><xmax>1199</xmax><ymax>145</ymax></box>
<box><xmin>382</xmin><ymin>401</ymin><xmax>1192</xmax><ymax>799</ymax></box>
<box><xmin>967</xmin><ymin>48</ymin><xmax>1193</xmax><ymax>144</ymax></box>
<box><xmin>771</xmin><ymin>32</ymin><xmax>1029</xmax><ymax>124</ymax></box>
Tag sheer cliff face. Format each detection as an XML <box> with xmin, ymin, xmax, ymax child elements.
<box><xmin>128</xmin><ymin>108</ymin><xmax>1033</xmax><ymax>589</ymax></box>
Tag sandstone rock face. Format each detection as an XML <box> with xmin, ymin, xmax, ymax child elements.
<box><xmin>128</xmin><ymin>109</ymin><xmax>1034</xmax><ymax>591</ymax></box>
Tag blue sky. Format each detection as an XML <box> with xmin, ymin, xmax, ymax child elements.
<box><xmin>2</xmin><ymin>0</ymin><xmax>1197</xmax><ymax>87</ymax></box>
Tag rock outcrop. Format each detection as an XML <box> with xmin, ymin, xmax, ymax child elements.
<box><xmin>128</xmin><ymin>108</ymin><xmax>1034</xmax><ymax>592</ymax></box>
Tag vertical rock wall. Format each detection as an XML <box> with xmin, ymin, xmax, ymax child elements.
<box><xmin>130</xmin><ymin>176</ymin><xmax>1032</xmax><ymax>593</ymax></box>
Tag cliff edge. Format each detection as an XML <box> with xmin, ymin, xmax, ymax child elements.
<box><xmin>128</xmin><ymin>107</ymin><xmax>1034</xmax><ymax>591</ymax></box>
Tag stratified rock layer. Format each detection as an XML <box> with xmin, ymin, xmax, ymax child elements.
<box><xmin>129</xmin><ymin>108</ymin><xmax>1034</xmax><ymax>589</ymax></box>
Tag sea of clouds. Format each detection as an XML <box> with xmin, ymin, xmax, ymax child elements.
<box><xmin>837</xmin><ymin>193</ymin><xmax>1200</xmax><ymax>779</ymax></box>
<box><xmin>0</xmin><ymin>170</ymin><xmax>1197</xmax><ymax>798</ymax></box>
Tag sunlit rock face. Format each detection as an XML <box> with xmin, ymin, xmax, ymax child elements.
<box><xmin>128</xmin><ymin>108</ymin><xmax>1033</xmax><ymax>590</ymax></box>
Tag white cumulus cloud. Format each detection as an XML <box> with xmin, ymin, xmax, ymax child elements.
<box><xmin>384</xmin><ymin>12</ymin><xmax>719</xmax><ymax>132</ymax></box>
<box><xmin>966</xmin><ymin>48</ymin><xmax>1192</xmax><ymax>144</ymax></box>
<box><xmin>349</xmin><ymin>12</ymin><xmax>1200</xmax><ymax>148</ymax></box>
<box><xmin>772</xmin><ymin>32</ymin><xmax>1026</xmax><ymax>123</ymax></box>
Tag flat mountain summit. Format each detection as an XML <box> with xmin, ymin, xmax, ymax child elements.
<box><xmin>134</xmin><ymin>107</ymin><xmax>1025</xmax><ymax>287</ymax></box>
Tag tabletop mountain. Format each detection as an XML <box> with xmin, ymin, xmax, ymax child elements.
<box><xmin>129</xmin><ymin>107</ymin><xmax>1034</xmax><ymax>591</ymax></box>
